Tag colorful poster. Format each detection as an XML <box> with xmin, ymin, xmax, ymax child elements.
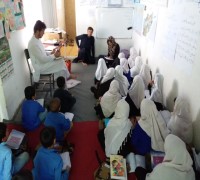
<box><xmin>0</xmin><ymin>36</ymin><xmax>13</xmax><ymax>82</ymax></box>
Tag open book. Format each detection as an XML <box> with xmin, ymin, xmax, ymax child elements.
<box><xmin>65</xmin><ymin>112</ymin><xmax>74</xmax><ymax>121</ymax></box>
<box><xmin>126</xmin><ymin>153</ymin><xmax>145</xmax><ymax>173</ymax></box>
<box><xmin>110</xmin><ymin>155</ymin><xmax>127</xmax><ymax>180</ymax></box>
<box><xmin>66</xmin><ymin>79</ymin><xmax>81</xmax><ymax>89</ymax></box>
<box><xmin>36</xmin><ymin>98</ymin><xmax>44</xmax><ymax>107</ymax></box>
<box><xmin>60</xmin><ymin>152</ymin><xmax>71</xmax><ymax>170</ymax></box>
<box><xmin>151</xmin><ymin>151</ymin><xmax>165</xmax><ymax>169</ymax></box>
<box><xmin>6</xmin><ymin>130</ymin><xmax>25</xmax><ymax>149</ymax></box>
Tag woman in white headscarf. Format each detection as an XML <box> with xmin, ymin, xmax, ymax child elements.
<box><xmin>131</xmin><ymin>99</ymin><xmax>168</xmax><ymax>155</ymax></box>
<box><xmin>91</xmin><ymin>68</ymin><xmax>115</xmax><ymax>99</ymax></box>
<box><xmin>94</xmin><ymin>58</ymin><xmax>108</xmax><ymax>84</ymax></box>
<box><xmin>139</xmin><ymin>64</ymin><xmax>152</xmax><ymax>89</ymax></box>
<box><xmin>130</xmin><ymin>56</ymin><xmax>143</xmax><ymax>79</ymax></box>
<box><xmin>125</xmin><ymin>75</ymin><xmax>144</xmax><ymax>118</ymax></box>
<box><xmin>104</xmin><ymin>99</ymin><xmax>132</xmax><ymax>157</ymax></box>
<box><xmin>167</xmin><ymin>97</ymin><xmax>193</xmax><ymax>144</ymax></box>
<box><xmin>120</xmin><ymin>57</ymin><xmax>132</xmax><ymax>84</ymax></box>
<box><xmin>95</xmin><ymin>80</ymin><xmax>122</xmax><ymax>119</ymax></box>
<box><xmin>114</xmin><ymin>65</ymin><xmax>130</xmax><ymax>97</ymax></box>
<box><xmin>144</xmin><ymin>134</ymin><xmax>195</xmax><ymax>180</ymax></box>
<box><xmin>129</xmin><ymin>47</ymin><xmax>138</xmax><ymax>60</ymax></box>
<box><xmin>150</xmin><ymin>73</ymin><xmax>164</xmax><ymax>111</ymax></box>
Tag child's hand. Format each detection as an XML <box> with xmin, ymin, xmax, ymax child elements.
<box><xmin>66</xmin><ymin>166</ymin><xmax>71</xmax><ymax>172</ymax></box>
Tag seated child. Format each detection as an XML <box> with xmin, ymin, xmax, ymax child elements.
<box><xmin>0</xmin><ymin>123</ymin><xmax>29</xmax><ymax>179</ymax></box>
<box><xmin>22</xmin><ymin>86</ymin><xmax>46</xmax><ymax>131</ymax></box>
<box><xmin>44</xmin><ymin>98</ymin><xmax>73</xmax><ymax>144</ymax></box>
<box><xmin>33</xmin><ymin>127</ymin><xmax>69</xmax><ymax>180</ymax></box>
<box><xmin>53</xmin><ymin>76</ymin><xmax>76</xmax><ymax>113</ymax></box>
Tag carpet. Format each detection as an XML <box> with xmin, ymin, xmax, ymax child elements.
<box><xmin>67</xmin><ymin>121</ymin><xmax>136</xmax><ymax>180</ymax></box>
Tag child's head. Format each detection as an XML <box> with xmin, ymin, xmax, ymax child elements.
<box><xmin>49</xmin><ymin>98</ymin><xmax>61</xmax><ymax>112</ymax></box>
<box><xmin>57</xmin><ymin>76</ymin><xmax>66</xmax><ymax>88</ymax></box>
<box><xmin>0</xmin><ymin>122</ymin><xmax>7</xmax><ymax>143</ymax></box>
<box><xmin>40</xmin><ymin>126</ymin><xmax>56</xmax><ymax>148</ymax></box>
<box><xmin>112</xmin><ymin>160</ymin><xmax>118</xmax><ymax>168</ymax></box>
<box><xmin>24</xmin><ymin>86</ymin><xmax>36</xmax><ymax>100</ymax></box>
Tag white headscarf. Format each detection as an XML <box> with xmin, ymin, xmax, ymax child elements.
<box><xmin>120</xmin><ymin>58</ymin><xmax>129</xmax><ymax>74</ymax></box>
<box><xmin>114</xmin><ymin>65</ymin><xmax>130</xmax><ymax>97</ymax></box>
<box><xmin>130</xmin><ymin>56</ymin><xmax>143</xmax><ymax>78</ymax></box>
<box><xmin>100</xmin><ymin>80</ymin><xmax>121</xmax><ymax>117</ymax></box>
<box><xmin>95</xmin><ymin>58</ymin><xmax>108</xmax><ymax>81</ymax></box>
<box><xmin>167</xmin><ymin>97</ymin><xmax>193</xmax><ymax>144</ymax></box>
<box><xmin>139</xmin><ymin>64</ymin><xmax>151</xmax><ymax>89</ymax></box>
<box><xmin>128</xmin><ymin>75</ymin><xmax>145</xmax><ymax>109</ymax></box>
<box><xmin>150</xmin><ymin>73</ymin><xmax>163</xmax><ymax>104</ymax></box>
<box><xmin>146</xmin><ymin>134</ymin><xmax>195</xmax><ymax>180</ymax></box>
<box><xmin>128</xmin><ymin>56</ymin><xmax>135</xmax><ymax>69</ymax></box>
<box><xmin>101</xmin><ymin>68</ymin><xmax>115</xmax><ymax>84</ymax></box>
<box><xmin>129</xmin><ymin>47</ymin><xmax>138</xmax><ymax>59</ymax></box>
<box><xmin>118</xmin><ymin>52</ymin><xmax>125</xmax><ymax>59</ymax></box>
<box><xmin>104</xmin><ymin>99</ymin><xmax>132</xmax><ymax>157</ymax></box>
<box><xmin>138</xmin><ymin>99</ymin><xmax>168</xmax><ymax>152</ymax></box>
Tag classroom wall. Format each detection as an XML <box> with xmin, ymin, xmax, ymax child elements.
<box><xmin>75</xmin><ymin>0</ymin><xmax>133</xmax><ymax>56</ymax></box>
<box><xmin>132</xmin><ymin>0</ymin><xmax>200</xmax><ymax>150</ymax></box>
<box><xmin>1</xmin><ymin>0</ymin><xmax>43</xmax><ymax>120</ymax></box>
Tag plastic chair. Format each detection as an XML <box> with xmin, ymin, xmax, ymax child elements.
<box><xmin>24</xmin><ymin>49</ymin><xmax>54</xmax><ymax>97</ymax></box>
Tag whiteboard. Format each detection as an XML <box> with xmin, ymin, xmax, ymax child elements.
<box><xmin>96</xmin><ymin>8</ymin><xmax>133</xmax><ymax>38</ymax></box>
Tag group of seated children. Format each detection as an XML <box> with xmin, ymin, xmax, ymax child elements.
<box><xmin>0</xmin><ymin>75</ymin><xmax>75</xmax><ymax>179</ymax></box>
<box><xmin>92</xmin><ymin>46</ymin><xmax>195</xmax><ymax>179</ymax></box>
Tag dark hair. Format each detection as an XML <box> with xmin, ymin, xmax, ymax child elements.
<box><xmin>24</xmin><ymin>86</ymin><xmax>35</xmax><ymax>100</ymax></box>
<box><xmin>49</xmin><ymin>98</ymin><xmax>61</xmax><ymax>112</ymax></box>
<box><xmin>40</xmin><ymin>127</ymin><xmax>56</xmax><ymax>148</ymax></box>
<box><xmin>12</xmin><ymin>170</ymin><xmax>33</xmax><ymax>180</ymax></box>
<box><xmin>34</xmin><ymin>20</ymin><xmax>46</xmax><ymax>33</ymax></box>
<box><xmin>0</xmin><ymin>122</ymin><xmax>7</xmax><ymax>143</ymax></box>
<box><xmin>56</xmin><ymin>76</ymin><xmax>65</xmax><ymax>88</ymax></box>
<box><xmin>87</xmin><ymin>26</ymin><xmax>94</xmax><ymax>32</ymax></box>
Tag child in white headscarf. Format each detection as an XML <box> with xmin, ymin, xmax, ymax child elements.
<box><xmin>149</xmin><ymin>73</ymin><xmax>164</xmax><ymax>111</ymax></box>
<box><xmin>91</xmin><ymin>68</ymin><xmax>115</xmax><ymax>99</ymax></box>
<box><xmin>104</xmin><ymin>99</ymin><xmax>132</xmax><ymax>157</ymax></box>
<box><xmin>114</xmin><ymin>65</ymin><xmax>130</xmax><ymax>97</ymax></box>
<box><xmin>94</xmin><ymin>58</ymin><xmax>108</xmax><ymax>84</ymax></box>
<box><xmin>95</xmin><ymin>80</ymin><xmax>121</xmax><ymax>119</ymax></box>
<box><xmin>139</xmin><ymin>64</ymin><xmax>152</xmax><ymax>90</ymax></box>
<box><xmin>167</xmin><ymin>97</ymin><xmax>193</xmax><ymax>144</ymax></box>
<box><xmin>131</xmin><ymin>99</ymin><xmax>168</xmax><ymax>155</ymax></box>
<box><xmin>125</xmin><ymin>75</ymin><xmax>145</xmax><ymax>118</ymax></box>
<box><xmin>130</xmin><ymin>56</ymin><xmax>143</xmax><ymax>79</ymax></box>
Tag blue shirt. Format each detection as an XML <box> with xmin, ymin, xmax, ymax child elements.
<box><xmin>22</xmin><ymin>100</ymin><xmax>45</xmax><ymax>131</ymax></box>
<box><xmin>131</xmin><ymin>123</ymin><xmax>151</xmax><ymax>155</ymax></box>
<box><xmin>0</xmin><ymin>142</ymin><xmax>12</xmax><ymax>180</ymax></box>
<box><xmin>44</xmin><ymin>112</ymin><xmax>71</xmax><ymax>143</ymax></box>
<box><xmin>33</xmin><ymin>147</ymin><xmax>68</xmax><ymax>180</ymax></box>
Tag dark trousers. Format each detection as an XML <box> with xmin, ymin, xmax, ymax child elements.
<box><xmin>78</xmin><ymin>48</ymin><xmax>95</xmax><ymax>64</ymax></box>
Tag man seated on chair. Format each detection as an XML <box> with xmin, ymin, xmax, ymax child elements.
<box><xmin>28</xmin><ymin>20</ymin><xmax>76</xmax><ymax>85</ymax></box>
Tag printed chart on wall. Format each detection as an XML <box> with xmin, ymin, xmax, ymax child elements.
<box><xmin>157</xmin><ymin>0</ymin><xmax>200</xmax><ymax>75</ymax></box>
<box><xmin>0</xmin><ymin>0</ymin><xmax>25</xmax><ymax>38</ymax></box>
<box><xmin>0</xmin><ymin>37</ymin><xmax>14</xmax><ymax>82</ymax></box>
<box><xmin>142</xmin><ymin>7</ymin><xmax>158</xmax><ymax>42</ymax></box>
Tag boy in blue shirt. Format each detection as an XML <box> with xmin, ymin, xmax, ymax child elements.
<box><xmin>22</xmin><ymin>86</ymin><xmax>46</xmax><ymax>131</ymax></box>
<box><xmin>44</xmin><ymin>98</ymin><xmax>72</xmax><ymax>144</ymax></box>
<box><xmin>33</xmin><ymin>127</ymin><xmax>69</xmax><ymax>180</ymax></box>
<box><xmin>0</xmin><ymin>123</ymin><xmax>29</xmax><ymax>180</ymax></box>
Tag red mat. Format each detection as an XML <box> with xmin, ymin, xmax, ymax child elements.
<box><xmin>67</xmin><ymin>121</ymin><xmax>136</xmax><ymax>180</ymax></box>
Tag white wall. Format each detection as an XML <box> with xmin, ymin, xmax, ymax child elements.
<box><xmin>75</xmin><ymin>1</ymin><xmax>134</xmax><ymax>56</ymax></box>
<box><xmin>132</xmin><ymin>1</ymin><xmax>200</xmax><ymax>150</ymax></box>
<box><xmin>1</xmin><ymin>0</ymin><xmax>43</xmax><ymax>120</ymax></box>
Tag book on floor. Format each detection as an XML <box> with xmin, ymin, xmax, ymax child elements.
<box><xmin>6</xmin><ymin>129</ymin><xmax>25</xmax><ymax>149</ymax></box>
<box><xmin>110</xmin><ymin>155</ymin><xmax>127</xmax><ymax>180</ymax></box>
<box><xmin>66</xmin><ymin>79</ymin><xmax>81</xmax><ymax>89</ymax></box>
<box><xmin>150</xmin><ymin>151</ymin><xmax>165</xmax><ymax>169</ymax></box>
<box><xmin>126</xmin><ymin>153</ymin><xmax>145</xmax><ymax>173</ymax></box>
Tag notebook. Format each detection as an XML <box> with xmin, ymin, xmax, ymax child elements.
<box><xmin>66</xmin><ymin>79</ymin><xmax>81</xmax><ymax>89</ymax></box>
<box><xmin>6</xmin><ymin>130</ymin><xmax>25</xmax><ymax>149</ymax></box>
<box><xmin>60</xmin><ymin>152</ymin><xmax>71</xmax><ymax>170</ymax></box>
<box><xmin>64</xmin><ymin>112</ymin><xmax>74</xmax><ymax>121</ymax></box>
<box><xmin>150</xmin><ymin>151</ymin><xmax>165</xmax><ymax>169</ymax></box>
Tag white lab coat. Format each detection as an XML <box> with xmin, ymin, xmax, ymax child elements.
<box><xmin>28</xmin><ymin>36</ymin><xmax>70</xmax><ymax>82</ymax></box>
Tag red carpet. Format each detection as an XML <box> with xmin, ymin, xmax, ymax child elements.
<box><xmin>67</xmin><ymin>121</ymin><xmax>136</xmax><ymax>180</ymax></box>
